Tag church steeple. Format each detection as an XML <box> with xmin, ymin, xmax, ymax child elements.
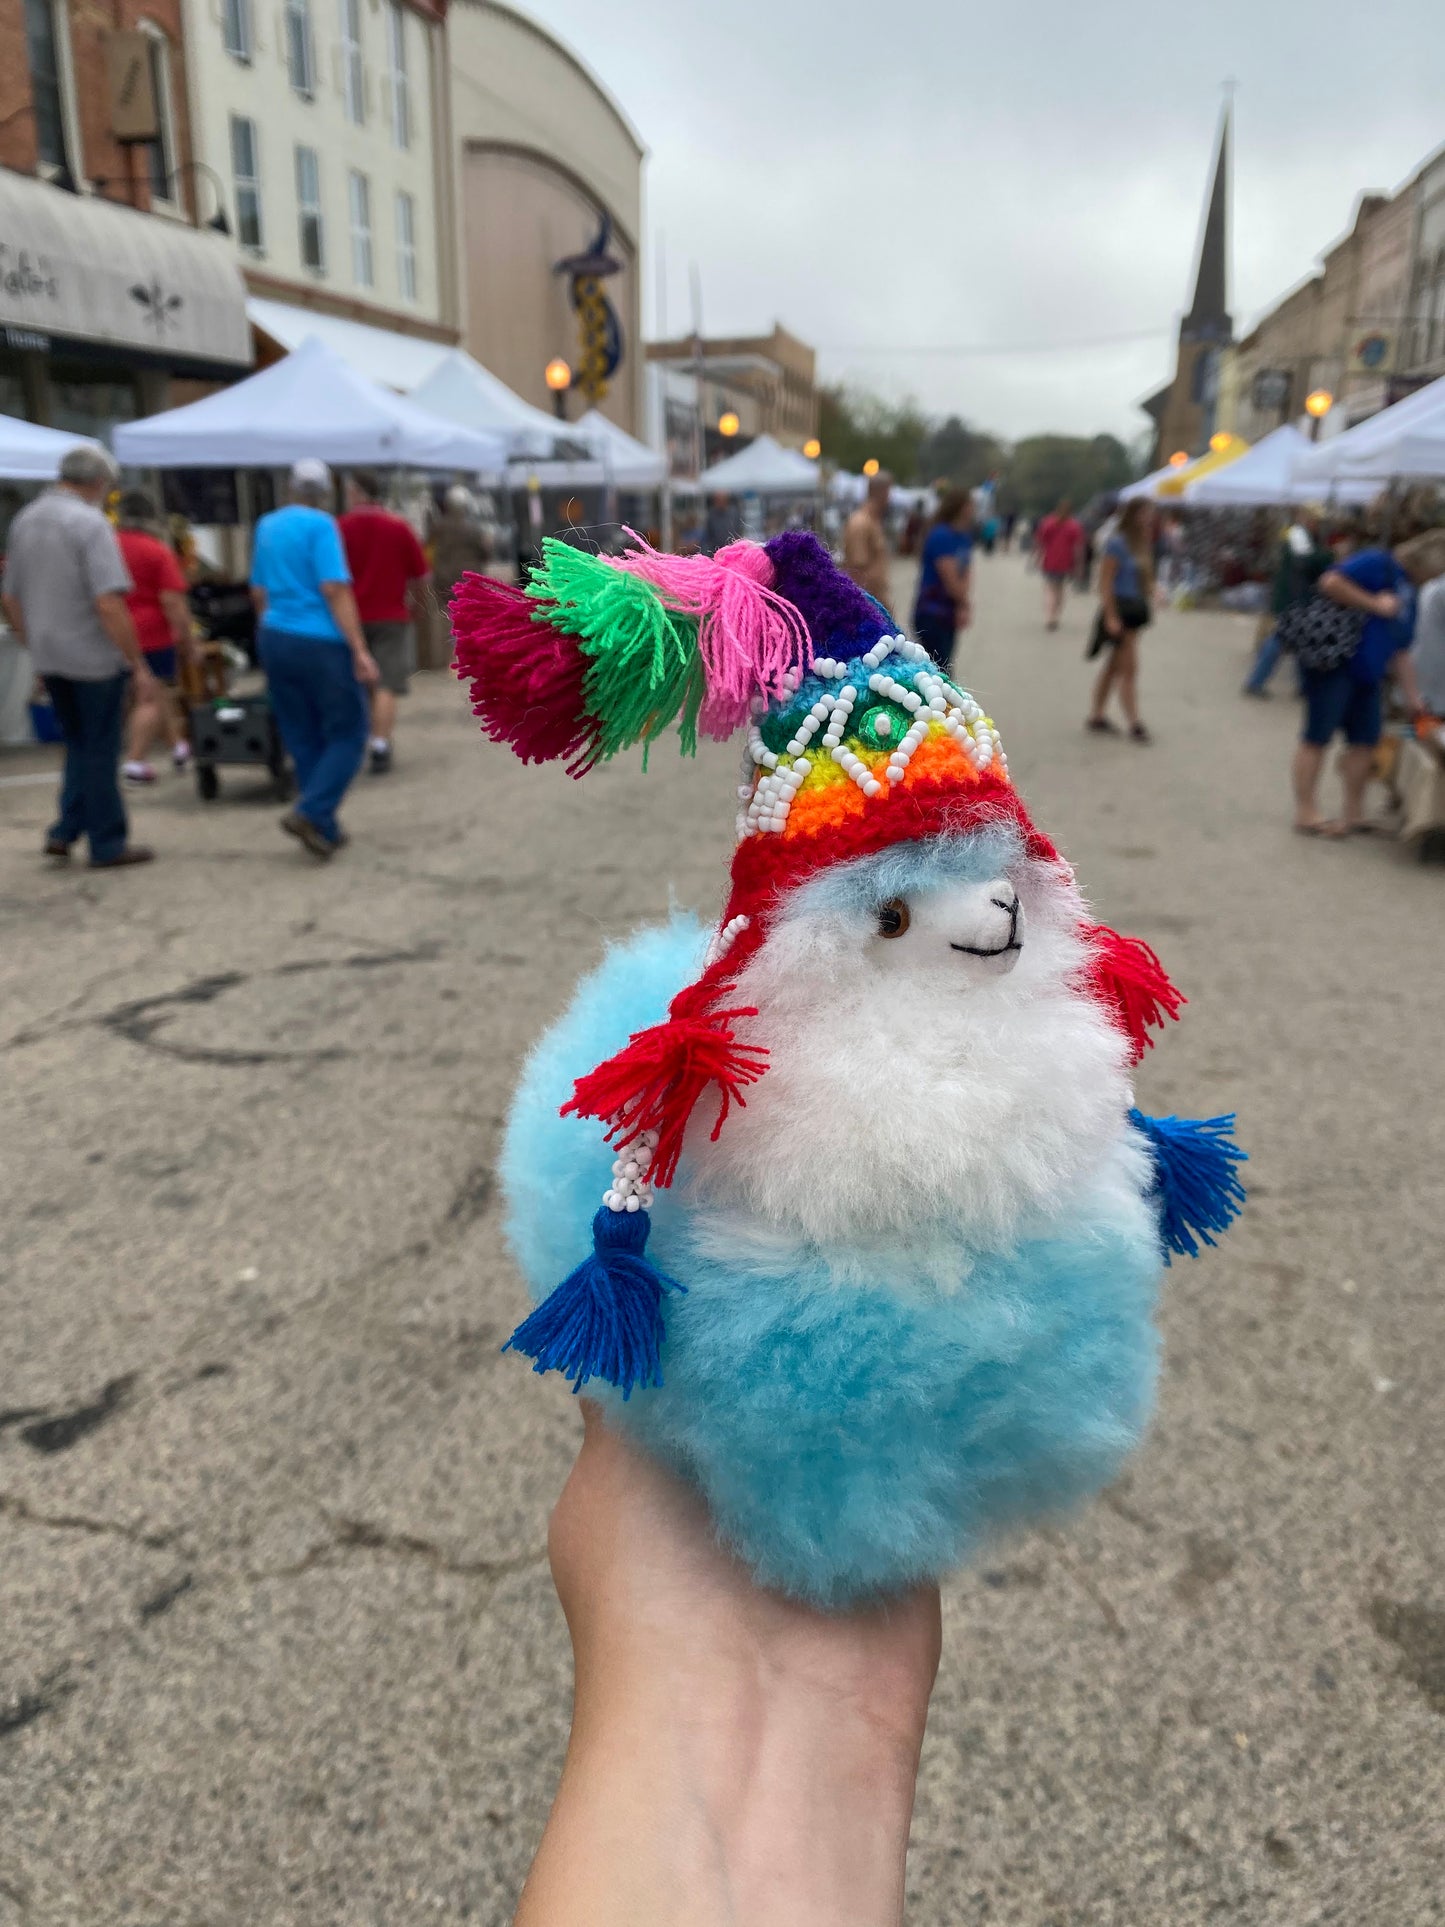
<box><xmin>1182</xmin><ymin>106</ymin><xmax>1232</xmax><ymax>344</ymax></box>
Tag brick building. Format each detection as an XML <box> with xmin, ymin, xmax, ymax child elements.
<box><xmin>1</xmin><ymin>0</ymin><xmax>250</xmax><ymax>439</ymax></box>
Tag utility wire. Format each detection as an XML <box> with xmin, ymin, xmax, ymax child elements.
<box><xmin>820</xmin><ymin>326</ymin><xmax>1174</xmax><ymax>358</ymax></box>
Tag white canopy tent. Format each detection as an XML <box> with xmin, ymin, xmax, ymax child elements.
<box><xmin>114</xmin><ymin>338</ymin><xmax>507</xmax><ymax>473</ymax></box>
<box><xmin>1119</xmin><ymin>461</ymin><xmax>1183</xmax><ymax>502</ymax></box>
<box><xmin>410</xmin><ymin>348</ymin><xmax>568</xmax><ymax>462</ymax></box>
<box><xmin>574</xmin><ymin>407</ymin><xmax>667</xmax><ymax>489</ymax></box>
<box><xmin>1291</xmin><ymin>376</ymin><xmax>1445</xmax><ymax>487</ymax></box>
<box><xmin>700</xmin><ymin>434</ymin><xmax>820</xmax><ymax>495</ymax></box>
<box><xmin>0</xmin><ymin>413</ymin><xmax>102</xmax><ymax>483</ymax></box>
<box><xmin>1185</xmin><ymin>424</ymin><xmax>1375</xmax><ymax>507</ymax></box>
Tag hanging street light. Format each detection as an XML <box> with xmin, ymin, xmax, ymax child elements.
<box><xmin>718</xmin><ymin>411</ymin><xmax>740</xmax><ymax>438</ymax></box>
<box><xmin>803</xmin><ymin>438</ymin><xmax>821</xmax><ymax>460</ymax></box>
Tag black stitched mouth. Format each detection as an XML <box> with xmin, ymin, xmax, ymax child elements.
<box><xmin>951</xmin><ymin>895</ymin><xmax>1021</xmax><ymax>958</ymax></box>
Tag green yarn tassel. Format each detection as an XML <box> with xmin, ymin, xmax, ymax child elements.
<box><xmin>528</xmin><ymin>541</ymin><xmax>705</xmax><ymax>760</ymax></box>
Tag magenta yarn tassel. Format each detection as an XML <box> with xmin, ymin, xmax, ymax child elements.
<box><xmin>614</xmin><ymin>536</ymin><xmax>812</xmax><ymax>736</ymax></box>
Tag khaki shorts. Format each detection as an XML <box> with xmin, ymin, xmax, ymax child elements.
<box><xmin>364</xmin><ymin>620</ymin><xmax>415</xmax><ymax>695</ymax></box>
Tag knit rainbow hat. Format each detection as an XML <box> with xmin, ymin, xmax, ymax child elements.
<box><xmin>452</xmin><ymin>532</ymin><xmax>1188</xmax><ymax>1391</ymax></box>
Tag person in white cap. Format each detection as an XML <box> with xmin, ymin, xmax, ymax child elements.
<box><xmin>249</xmin><ymin>458</ymin><xmax>379</xmax><ymax>857</ymax></box>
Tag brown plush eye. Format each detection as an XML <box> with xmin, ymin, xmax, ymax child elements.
<box><xmin>877</xmin><ymin>898</ymin><xmax>910</xmax><ymax>938</ymax></box>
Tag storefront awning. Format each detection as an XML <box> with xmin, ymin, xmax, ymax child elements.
<box><xmin>247</xmin><ymin>296</ymin><xmax>453</xmax><ymax>393</ymax></box>
<box><xmin>0</xmin><ymin>171</ymin><xmax>251</xmax><ymax>374</ymax></box>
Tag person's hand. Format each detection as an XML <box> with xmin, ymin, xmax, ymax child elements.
<box><xmin>352</xmin><ymin>647</ymin><xmax>381</xmax><ymax>688</ymax></box>
<box><xmin>1105</xmin><ymin>609</ymin><xmax>1123</xmax><ymax>639</ymax></box>
<box><xmin>516</xmin><ymin>1405</ymin><xmax>941</xmax><ymax>1927</ymax></box>
<box><xmin>1373</xmin><ymin>591</ymin><xmax>1401</xmax><ymax>619</ymax></box>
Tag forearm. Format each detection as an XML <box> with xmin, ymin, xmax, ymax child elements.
<box><xmin>1320</xmin><ymin>571</ymin><xmax>1382</xmax><ymax>614</ymax></box>
<box><xmin>517</xmin><ymin>1651</ymin><xmax>923</xmax><ymax>1927</ymax></box>
<box><xmin>321</xmin><ymin>582</ymin><xmax>368</xmax><ymax>655</ymax></box>
<box><xmin>2</xmin><ymin>593</ymin><xmax>24</xmax><ymax>642</ymax></box>
<box><xmin>95</xmin><ymin>598</ymin><xmax>146</xmax><ymax>674</ymax></box>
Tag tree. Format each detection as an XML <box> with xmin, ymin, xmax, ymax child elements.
<box><xmin>1005</xmin><ymin>434</ymin><xmax>1134</xmax><ymax>516</ymax></box>
<box><xmin>916</xmin><ymin>416</ymin><xmax>1007</xmax><ymax>491</ymax></box>
<box><xmin>817</xmin><ymin>385</ymin><xmax>931</xmax><ymax>483</ymax></box>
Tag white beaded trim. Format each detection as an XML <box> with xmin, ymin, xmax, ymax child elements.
<box><xmin>703</xmin><ymin>912</ymin><xmax>751</xmax><ymax>969</ymax></box>
<box><xmin>735</xmin><ymin>642</ymin><xmax>1008</xmax><ymax>840</ymax></box>
<box><xmin>603</xmin><ymin>1129</ymin><xmax>660</xmax><ymax>1213</ymax></box>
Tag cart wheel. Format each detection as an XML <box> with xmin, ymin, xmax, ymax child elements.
<box><xmin>197</xmin><ymin>763</ymin><xmax>220</xmax><ymax>801</ymax></box>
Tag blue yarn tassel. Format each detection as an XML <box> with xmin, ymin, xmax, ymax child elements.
<box><xmin>1130</xmin><ymin>1109</ymin><xmax>1247</xmax><ymax>1262</ymax></box>
<box><xmin>504</xmin><ymin>1206</ymin><xmax>683</xmax><ymax>1398</ymax></box>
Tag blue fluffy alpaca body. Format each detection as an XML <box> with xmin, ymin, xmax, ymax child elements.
<box><xmin>503</xmin><ymin>918</ymin><xmax>1163</xmax><ymax>1607</ymax></box>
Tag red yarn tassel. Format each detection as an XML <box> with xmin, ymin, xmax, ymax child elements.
<box><xmin>450</xmin><ymin>573</ymin><xmax>600</xmax><ymax>772</ymax></box>
<box><xmin>1082</xmin><ymin>923</ymin><xmax>1185</xmax><ymax>1061</ymax></box>
<box><xmin>563</xmin><ymin>988</ymin><xmax>769</xmax><ymax>1188</ymax></box>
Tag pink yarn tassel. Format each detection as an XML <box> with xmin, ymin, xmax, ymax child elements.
<box><xmin>615</xmin><ymin>536</ymin><xmax>811</xmax><ymax>737</ymax></box>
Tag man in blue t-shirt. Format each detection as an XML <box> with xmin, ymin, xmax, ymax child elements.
<box><xmin>1293</xmin><ymin>539</ymin><xmax>1425</xmax><ymax>836</ymax></box>
<box><xmin>250</xmin><ymin>459</ymin><xmax>379</xmax><ymax>857</ymax></box>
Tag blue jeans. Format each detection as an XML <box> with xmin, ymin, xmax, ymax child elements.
<box><xmin>1244</xmin><ymin>625</ymin><xmax>1283</xmax><ymax>693</ymax></box>
<box><xmin>259</xmin><ymin>627</ymin><xmax>368</xmax><ymax>844</ymax></box>
<box><xmin>43</xmin><ymin>672</ymin><xmax>130</xmax><ymax>863</ymax></box>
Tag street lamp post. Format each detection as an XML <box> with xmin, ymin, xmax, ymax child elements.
<box><xmin>863</xmin><ymin>457</ymin><xmax>880</xmax><ymax>478</ymax></box>
<box><xmin>1305</xmin><ymin>389</ymin><xmax>1334</xmax><ymax>443</ymax></box>
<box><xmin>545</xmin><ymin>357</ymin><xmax>572</xmax><ymax>420</ymax></box>
<box><xmin>803</xmin><ymin>438</ymin><xmax>821</xmax><ymax>461</ymax></box>
<box><xmin>718</xmin><ymin>411</ymin><xmax>740</xmax><ymax>439</ymax></box>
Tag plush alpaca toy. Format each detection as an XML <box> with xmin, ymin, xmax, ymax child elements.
<box><xmin>453</xmin><ymin>531</ymin><xmax>1244</xmax><ymax>1608</ymax></box>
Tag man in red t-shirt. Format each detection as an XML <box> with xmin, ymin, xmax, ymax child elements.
<box><xmin>339</xmin><ymin>471</ymin><xmax>430</xmax><ymax>774</ymax></box>
<box><xmin>116</xmin><ymin>491</ymin><xmax>194</xmax><ymax>784</ymax></box>
<box><xmin>1035</xmin><ymin>499</ymin><xmax>1085</xmax><ymax>631</ymax></box>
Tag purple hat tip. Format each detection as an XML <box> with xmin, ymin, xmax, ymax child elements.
<box><xmin>764</xmin><ymin>530</ymin><xmax>895</xmax><ymax>659</ymax></box>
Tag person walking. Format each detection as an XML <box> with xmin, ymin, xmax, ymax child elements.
<box><xmin>1034</xmin><ymin>498</ymin><xmax>1085</xmax><ymax>629</ymax></box>
<box><xmin>1085</xmin><ymin>498</ymin><xmax>1156</xmax><ymax>742</ymax></box>
<box><xmin>339</xmin><ymin>471</ymin><xmax>430</xmax><ymax>775</ymax></box>
<box><xmin>910</xmin><ymin>486</ymin><xmax>975</xmax><ymax>667</ymax></box>
<box><xmin>1</xmin><ymin>444</ymin><xmax>156</xmax><ymax>867</ymax></box>
<box><xmin>116</xmin><ymin>490</ymin><xmax>194</xmax><ymax>784</ymax></box>
<box><xmin>1291</xmin><ymin>529</ymin><xmax>1429</xmax><ymax>837</ymax></box>
<box><xmin>842</xmin><ymin>471</ymin><xmax>893</xmax><ymax>604</ymax></box>
<box><xmin>1243</xmin><ymin>510</ymin><xmax>1331</xmax><ymax>698</ymax></box>
<box><xmin>249</xmin><ymin>458</ymin><xmax>379</xmax><ymax>859</ymax></box>
<box><xmin>430</xmin><ymin>485</ymin><xmax>491</xmax><ymax>613</ymax></box>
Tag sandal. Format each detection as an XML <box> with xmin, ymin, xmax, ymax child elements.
<box><xmin>1130</xmin><ymin>724</ymin><xmax>1152</xmax><ymax>744</ymax></box>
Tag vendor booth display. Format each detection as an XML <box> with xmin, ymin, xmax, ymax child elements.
<box><xmin>699</xmin><ymin>434</ymin><xmax>821</xmax><ymax>495</ymax></box>
<box><xmin>451</xmin><ymin>531</ymin><xmax>1245</xmax><ymax>1607</ymax></box>
<box><xmin>1292</xmin><ymin>375</ymin><xmax>1445</xmax><ymax>489</ymax></box>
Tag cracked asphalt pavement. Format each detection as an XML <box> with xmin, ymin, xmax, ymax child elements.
<box><xmin>2</xmin><ymin>554</ymin><xmax>1442</xmax><ymax>1924</ymax></box>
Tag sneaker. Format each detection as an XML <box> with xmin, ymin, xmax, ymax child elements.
<box><xmin>281</xmin><ymin>810</ymin><xmax>336</xmax><ymax>860</ymax></box>
<box><xmin>172</xmin><ymin>741</ymin><xmax>192</xmax><ymax>767</ymax></box>
<box><xmin>122</xmin><ymin>761</ymin><xmax>157</xmax><ymax>784</ymax></box>
<box><xmin>369</xmin><ymin>742</ymin><xmax>392</xmax><ymax>775</ymax></box>
<box><xmin>90</xmin><ymin>844</ymin><xmax>156</xmax><ymax>868</ymax></box>
<box><xmin>43</xmin><ymin>836</ymin><xmax>72</xmax><ymax>860</ymax></box>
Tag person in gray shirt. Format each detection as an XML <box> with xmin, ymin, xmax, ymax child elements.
<box><xmin>2</xmin><ymin>444</ymin><xmax>158</xmax><ymax>866</ymax></box>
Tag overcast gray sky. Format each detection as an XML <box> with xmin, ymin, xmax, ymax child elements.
<box><xmin>532</xmin><ymin>0</ymin><xmax>1444</xmax><ymax>445</ymax></box>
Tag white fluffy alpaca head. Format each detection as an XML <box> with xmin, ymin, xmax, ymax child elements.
<box><xmin>685</xmin><ymin>825</ymin><xmax>1135</xmax><ymax>1247</ymax></box>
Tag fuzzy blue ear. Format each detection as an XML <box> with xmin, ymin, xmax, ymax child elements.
<box><xmin>1129</xmin><ymin>1110</ymin><xmax>1246</xmax><ymax>1261</ymax></box>
<box><xmin>504</xmin><ymin>1206</ymin><xmax>684</xmax><ymax>1398</ymax></box>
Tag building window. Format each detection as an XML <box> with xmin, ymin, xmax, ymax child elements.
<box><xmin>296</xmin><ymin>144</ymin><xmax>325</xmax><ymax>272</ymax></box>
<box><xmin>140</xmin><ymin>25</ymin><xmax>179</xmax><ymax>210</ymax></box>
<box><xmin>386</xmin><ymin>0</ymin><xmax>410</xmax><ymax>149</ymax></box>
<box><xmin>221</xmin><ymin>0</ymin><xmax>252</xmax><ymax>61</ymax></box>
<box><xmin>340</xmin><ymin>0</ymin><xmax>364</xmax><ymax>124</ymax></box>
<box><xmin>230</xmin><ymin>114</ymin><xmax>264</xmax><ymax>253</ymax></box>
<box><xmin>284</xmin><ymin>0</ymin><xmax>315</xmax><ymax>98</ymax></box>
<box><xmin>23</xmin><ymin>0</ymin><xmax>79</xmax><ymax>181</ymax></box>
<box><xmin>348</xmin><ymin>169</ymin><xmax>373</xmax><ymax>287</ymax></box>
<box><xmin>395</xmin><ymin>189</ymin><xmax>416</xmax><ymax>301</ymax></box>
